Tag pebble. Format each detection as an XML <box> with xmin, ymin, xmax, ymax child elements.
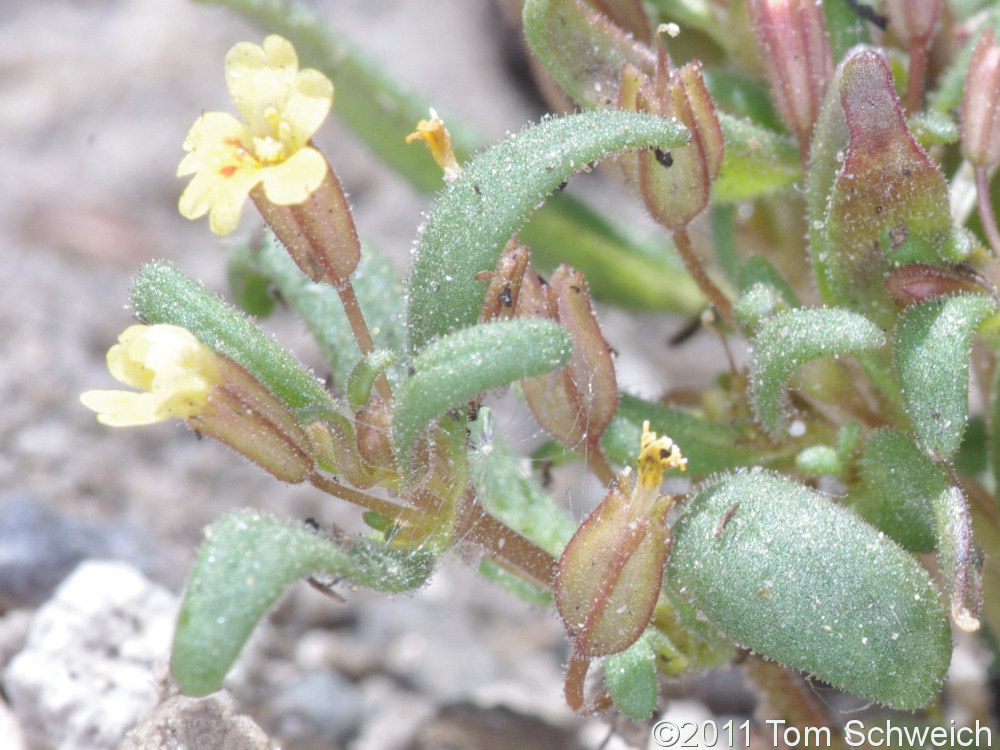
<box><xmin>2</xmin><ymin>561</ymin><xmax>176</xmax><ymax>750</ymax></box>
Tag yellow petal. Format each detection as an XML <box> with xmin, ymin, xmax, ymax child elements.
<box><xmin>284</xmin><ymin>68</ymin><xmax>334</xmax><ymax>143</ymax></box>
<box><xmin>225</xmin><ymin>36</ymin><xmax>299</xmax><ymax>136</ymax></box>
<box><xmin>178</xmin><ymin>112</ymin><xmax>249</xmax><ymax>175</ymax></box>
<box><xmin>259</xmin><ymin>146</ymin><xmax>328</xmax><ymax>205</ymax></box>
<box><xmin>106</xmin><ymin>325</ymin><xmax>155</xmax><ymax>390</ymax></box>
<box><xmin>80</xmin><ymin>390</ymin><xmax>164</xmax><ymax>426</ymax></box>
<box><xmin>206</xmin><ymin>168</ymin><xmax>261</xmax><ymax>235</ymax></box>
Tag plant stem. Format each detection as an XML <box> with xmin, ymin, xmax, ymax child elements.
<box><xmin>338</xmin><ymin>282</ymin><xmax>393</xmax><ymax>400</ymax></box>
<box><xmin>673</xmin><ymin>228</ymin><xmax>734</xmax><ymax>326</ymax></box>
<box><xmin>454</xmin><ymin>488</ymin><xmax>557</xmax><ymax>590</ymax></box>
<box><xmin>585</xmin><ymin>442</ymin><xmax>616</xmax><ymax>486</ymax></box>
<box><xmin>905</xmin><ymin>39</ymin><xmax>928</xmax><ymax>115</ymax></box>
<box><xmin>743</xmin><ymin>655</ymin><xmax>847</xmax><ymax>750</ymax></box>
<box><xmin>309</xmin><ymin>472</ymin><xmax>420</xmax><ymax>524</ymax></box>
<box><xmin>976</xmin><ymin>166</ymin><xmax>1000</xmax><ymax>257</ymax></box>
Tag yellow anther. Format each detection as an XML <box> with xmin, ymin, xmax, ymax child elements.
<box><xmin>637</xmin><ymin>420</ymin><xmax>686</xmax><ymax>490</ymax></box>
<box><xmin>406</xmin><ymin>108</ymin><xmax>461</xmax><ymax>181</ymax></box>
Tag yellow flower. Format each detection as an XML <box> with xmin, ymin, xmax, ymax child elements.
<box><xmin>80</xmin><ymin>325</ymin><xmax>221</xmax><ymax>426</ymax></box>
<box><xmin>177</xmin><ymin>35</ymin><xmax>334</xmax><ymax>235</ymax></box>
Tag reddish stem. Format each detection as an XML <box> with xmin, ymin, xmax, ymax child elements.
<box><xmin>673</xmin><ymin>228</ymin><xmax>734</xmax><ymax>326</ymax></box>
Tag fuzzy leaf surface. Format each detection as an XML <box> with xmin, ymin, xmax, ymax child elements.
<box><xmin>750</xmin><ymin>307</ymin><xmax>884</xmax><ymax>436</ymax></box>
<box><xmin>848</xmin><ymin>429</ymin><xmax>945</xmax><ymax>551</ymax></box>
<box><xmin>131</xmin><ymin>261</ymin><xmax>334</xmax><ymax>420</ymax></box>
<box><xmin>667</xmin><ymin>471</ymin><xmax>951</xmax><ymax>710</ymax></box>
<box><xmin>896</xmin><ymin>294</ymin><xmax>996</xmax><ymax>460</ymax></box>
<box><xmin>406</xmin><ymin>109</ymin><xmax>688</xmax><ymax>353</ymax></box>
<box><xmin>172</xmin><ymin>510</ymin><xmax>432</xmax><ymax>696</ymax></box>
<box><xmin>393</xmin><ymin>319</ymin><xmax>572</xmax><ymax>466</ymax></box>
<box><xmin>605</xmin><ymin>634</ymin><xmax>658</xmax><ymax>720</ymax></box>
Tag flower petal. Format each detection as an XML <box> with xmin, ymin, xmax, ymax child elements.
<box><xmin>284</xmin><ymin>68</ymin><xmax>334</xmax><ymax>143</ymax></box>
<box><xmin>80</xmin><ymin>389</ymin><xmax>164</xmax><ymax>426</ymax></box>
<box><xmin>225</xmin><ymin>35</ymin><xmax>299</xmax><ymax>135</ymax></box>
<box><xmin>259</xmin><ymin>146</ymin><xmax>328</xmax><ymax>205</ymax></box>
<box><xmin>178</xmin><ymin>112</ymin><xmax>249</xmax><ymax>176</ymax></box>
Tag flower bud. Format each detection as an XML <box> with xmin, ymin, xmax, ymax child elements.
<box><xmin>518</xmin><ymin>265</ymin><xmax>618</xmax><ymax>452</ymax></box>
<box><xmin>355</xmin><ymin>398</ymin><xmax>396</xmax><ymax>472</ymax></box>
<box><xmin>746</xmin><ymin>0</ymin><xmax>832</xmax><ymax>156</ymax></box>
<box><xmin>617</xmin><ymin>32</ymin><xmax>723</xmax><ymax>230</ymax></box>
<box><xmin>883</xmin><ymin>0</ymin><xmax>940</xmax><ymax>52</ymax></box>
<box><xmin>194</xmin><ymin>356</ymin><xmax>316</xmax><ymax>483</ymax></box>
<box><xmin>961</xmin><ymin>28</ymin><xmax>1000</xmax><ymax>169</ymax></box>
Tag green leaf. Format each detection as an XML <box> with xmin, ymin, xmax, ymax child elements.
<box><xmin>895</xmin><ymin>294</ymin><xmax>996</xmax><ymax>460</ymax></box>
<box><xmin>822</xmin><ymin>0</ymin><xmax>872</xmax><ymax>63</ymax></box>
<box><xmin>605</xmin><ymin>634</ymin><xmax>658</xmax><ymax>720</ymax></box>
<box><xmin>406</xmin><ymin>109</ymin><xmax>688</xmax><ymax>353</ymax></box>
<box><xmin>347</xmin><ymin>349</ymin><xmax>397</xmax><ymax>411</ymax></box>
<box><xmin>812</xmin><ymin>50</ymin><xmax>951</xmax><ymax>329</ymax></box>
<box><xmin>749</xmin><ymin>307</ymin><xmax>885</xmax><ymax>437</ymax></box>
<box><xmin>227</xmin><ymin>243</ymin><xmax>276</xmax><ymax>318</ymax></box>
<box><xmin>666</xmin><ymin>470</ymin><xmax>951</xmax><ymax>710</ymax></box>
<box><xmin>172</xmin><ymin>510</ymin><xmax>433</xmax><ymax>696</ymax></box>
<box><xmin>130</xmin><ymin>261</ymin><xmax>335</xmax><ymax>420</ymax></box>
<box><xmin>393</xmin><ymin>319</ymin><xmax>572</xmax><ymax>467</ymax></box>
<box><xmin>847</xmin><ymin>429</ymin><xmax>943</xmax><ymax>552</ymax></box>
<box><xmin>713</xmin><ymin>113</ymin><xmax>801</xmax><ymax>202</ymax></box>
<box><xmin>522</xmin><ymin>0</ymin><xmax>654</xmax><ymax>110</ymax></box>
<box><xmin>603</xmin><ymin>394</ymin><xmax>766</xmax><ymax>477</ymax></box>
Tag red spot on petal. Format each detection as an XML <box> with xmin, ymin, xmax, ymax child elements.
<box><xmin>219</xmin><ymin>165</ymin><xmax>237</xmax><ymax>178</ymax></box>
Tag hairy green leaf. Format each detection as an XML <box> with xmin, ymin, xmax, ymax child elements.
<box><xmin>130</xmin><ymin>261</ymin><xmax>335</xmax><ymax>420</ymax></box>
<box><xmin>605</xmin><ymin>633</ymin><xmax>657</xmax><ymax>720</ymax></box>
<box><xmin>469</xmin><ymin>408</ymin><xmax>575</xmax><ymax>558</ymax></box>
<box><xmin>749</xmin><ymin>307</ymin><xmax>885</xmax><ymax>436</ymax></box>
<box><xmin>393</xmin><ymin>319</ymin><xmax>572</xmax><ymax>467</ymax></box>
<box><xmin>667</xmin><ymin>470</ymin><xmax>951</xmax><ymax>710</ymax></box>
<box><xmin>714</xmin><ymin>113</ymin><xmax>801</xmax><ymax>201</ymax></box>
<box><xmin>406</xmin><ymin>109</ymin><xmax>687</xmax><ymax>352</ymax></box>
<box><xmin>522</xmin><ymin>0</ymin><xmax>654</xmax><ymax>109</ymax></box>
<box><xmin>848</xmin><ymin>429</ymin><xmax>944</xmax><ymax>552</ymax></box>
<box><xmin>896</xmin><ymin>294</ymin><xmax>996</xmax><ymax>460</ymax></box>
<box><xmin>172</xmin><ymin>510</ymin><xmax>432</xmax><ymax>696</ymax></box>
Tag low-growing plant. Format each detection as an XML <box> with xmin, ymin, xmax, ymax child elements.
<box><xmin>82</xmin><ymin>0</ymin><xmax>1000</xmax><ymax>740</ymax></box>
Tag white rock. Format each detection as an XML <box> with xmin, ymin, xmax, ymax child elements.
<box><xmin>121</xmin><ymin>693</ymin><xmax>273</xmax><ymax>750</ymax></box>
<box><xmin>2</xmin><ymin>561</ymin><xmax>176</xmax><ymax>750</ymax></box>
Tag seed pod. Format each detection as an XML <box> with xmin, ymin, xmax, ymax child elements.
<box><xmin>555</xmin><ymin>422</ymin><xmax>686</xmax><ymax>710</ymax></box>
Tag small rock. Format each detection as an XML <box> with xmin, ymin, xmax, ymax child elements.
<box><xmin>2</xmin><ymin>560</ymin><xmax>176</xmax><ymax>750</ymax></box>
<box><xmin>121</xmin><ymin>693</ymin><xmax>274</xmax><ymax>750</ymax></box>
<box><xmin>0</xmin><ymin>698</ymin><xmax>27</xmax><ymax>750</ymax></box>
<box><xmin>0</xmin><ymin>493</ymin><xmax>173</xmax><ymax>609</ymax></box>
<box><xmin>404</xmin><ymin>702</ymin><xmax>585</xmax><ymax>750</ymax></box>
